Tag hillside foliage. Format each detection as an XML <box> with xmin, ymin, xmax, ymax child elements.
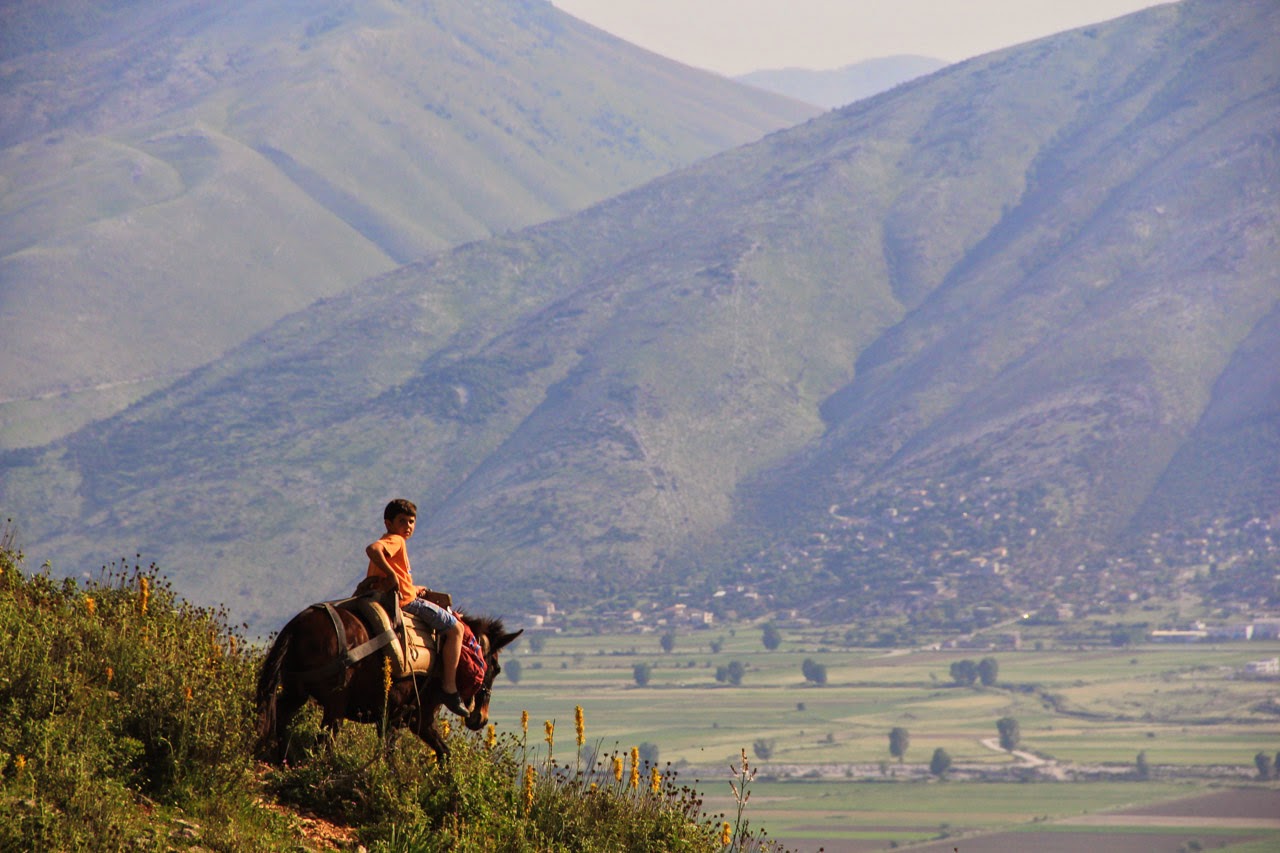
<box><xmin>0</xmin><ymin>534</ymin><xmax>772</xmax><ymax>851</ymax></box>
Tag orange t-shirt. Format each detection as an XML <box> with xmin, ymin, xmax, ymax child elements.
<box><xmin>367</xmin><ymin>532</ymin><xmax>417</xmax><ymax>606</ymax></box>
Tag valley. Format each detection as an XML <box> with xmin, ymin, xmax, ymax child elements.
<box><xmin>488</xmin><ymin>623</ymin><xmax>1280</xmax><ymax>851</ymax></box>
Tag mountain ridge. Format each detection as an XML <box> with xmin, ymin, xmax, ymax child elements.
<box><xmin>2</xmin><ymin>0</ymin><xmax>1276</xmax><ymax>634</ymax></box>
<box><xmin>735</xmin><ymin>55</ymin><xmax>948</xmax><ymax>109</ymax></box>
<box><xmin>0</xmin><ymin>0</ymin><xmax>816</xmax><ymax>446</ymax></box>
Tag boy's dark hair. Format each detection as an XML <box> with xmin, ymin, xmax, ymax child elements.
<box><xmin>383</xmin><ymin>498</ymin><xmax>417</xmax><ymax>521</ymax></box>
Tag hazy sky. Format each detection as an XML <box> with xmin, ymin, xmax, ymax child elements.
<box><xmin>551</xmin><ymin>0</ymin><xmax>1169</xmax><ymax>76</ymax></box>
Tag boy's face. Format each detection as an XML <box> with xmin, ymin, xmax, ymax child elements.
<box><xmin>386</xmin><ymin>512</ymin><xmax>416</xmax><ymax>539</ymax></box>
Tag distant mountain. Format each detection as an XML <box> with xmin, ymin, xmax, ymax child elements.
<box><xmin>736</xmin><ymin>55</ymin><xmax>948</xmax><ymax>109</ymax></box>
<box><xmin>0</xmin><ymin>0</ymin><xmax>816</xmax><ymax>447</ymax></box>
<box><xmin>2</xmin><ymin>0</ymin><xmax>1275</xmax><ymax>635</ymax></box>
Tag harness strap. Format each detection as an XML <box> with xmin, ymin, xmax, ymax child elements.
<box><xmin>293</xmin><ymin>602</ymin><xmax>397</xmax><ymax>685</ymax></box>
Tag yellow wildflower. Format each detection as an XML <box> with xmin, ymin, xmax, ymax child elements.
<box><xmin>649</xmin><ymin>765</ymin><xmax>661</xmax><ymax>794</ymax></box>
<box><xmin>14</xmin><ymin>755</ymin><xmax>26</xmax><ymax>775</ymax></box>
<box><xmin>523</xmin><ymin>765</ymin><xmax>536</xmax><ymax>815</ymax></box>
<box><xmin>441</xmin><ymin>719</ymin><xmax>451</xmax><ymax>739</ymax></box>
<box><xmin>382</xmin><ymin>656</ymin><xmax>392</xmax><ymax>699</ymax></box>
<box><xmin>485</xmin><ymin>723</ymin><xmax>497</xmax><ymax>751</ymax></box>
<box><xmin>106</xmin><ymin>666</ymin><xmax>114</xmax><ymax>684</ymax></box>
<box><xmin>521</xmin><ymin>710</ymin><xmax>529</xmax><ymax>737</ymax></box>
<box><xmin>629</xmin><ymin>746</ymin><xmax>640</xmax><ymax>789</ymax></box>
<box><xmin>612</xmin><ymin>755</ymin><xmax>624</xmax><ymax>783</ymax></box>
<box><xmin>84</xmin><ymin>596</ymin><xmax>96</xmax><ymax>617</ymax></box>
<box><xmin>183</xmin><ymin>686</ymin><xmax>192</xmax><ymax>703</ymax></box>
<box><xmin>721</xmin><ymin>821</ymin><xmax>733</xmax><ymax>846</ymax></box>
<box><xmin>138</xmin><ymin>576</ymin><xmax>150</xmax><ymax>616</ymax></box>
<box><xmin>544</xmin><ymin>719</ymin><xmax>554</xmax><ymax>747</ymax></box>
<box><xmin>574</xmin><ymin>705</ymin><xmax>585</xmax><ymax>748</ymax></box>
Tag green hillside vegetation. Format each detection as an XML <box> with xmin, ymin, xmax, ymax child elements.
<box><xmin>1</xmin><ymin>0</ymin><xmax>1277</xmax><ymax>638</ymax></box>
<box><xmin>0</xmin><ymin>536</ymin><xmax>769</xmax><ymax>851</ymax></box>
<box><xmin>0</xmin><ymin>0</ymin><xmax>816</xmax><ymax>447</ymax></box>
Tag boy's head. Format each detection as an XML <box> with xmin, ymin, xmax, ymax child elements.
<box><xmin>383</xmin><ymin>498</ymin><xmax>417</xmax><ymax>522</ymax></box>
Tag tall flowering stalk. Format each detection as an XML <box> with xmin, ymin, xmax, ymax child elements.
<box><xmin>612</xmin><ymin>754</ymin><xmax>624</xmax><ymax>786</ymax></box>
<box><xmin>520</xmin><ymin>709</ymin><xmax>530</xmax><ymax>768</ymax></box>
<box><xmin>380</xmin><ymin>656</ymin><xmax>393</xmax><ymax>742</ymax></box>
<box><xmin>728</xmin><ymin>748</ymin><xmax>757</xmax><ymax>848</ymax></box>
<box><xmin>522</xmin><ymin>764</ymin><xmax>536</xmax><ymax>816</ymax></box>
<box><xmin>544</xmin><ymin>719</ymin><xmax>555</xmax><ymax>764</ymax></box>
<box><xmin>485</xmin><ymin>723</ymin><xmax>497</xmax><ymax>752</ymax></box>
<box><xmin>138</xmin><ymin>575</ymin><xmax>150</xmax><ymax>616</ymax></box>
<box><xmin>629</xmin><ymin>746</ymin><xmax>640</xmax><ymax>790</ymax></box>
<box><xmin>574</xmin><ymin>705</ymin><xmax>585</xmax><ymax>773</ymax></box>
<box><xmin>649</xmin><ymin>764</ymin><xmax>662</xmax><ymax>795</ymax></box>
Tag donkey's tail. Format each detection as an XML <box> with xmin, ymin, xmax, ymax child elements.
<box><xmin>254</xmin><ymin>625</ymin><xmax>292</xmax><ymax>754</ymax></box>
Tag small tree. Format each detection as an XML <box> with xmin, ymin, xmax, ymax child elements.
<box><xmin>660</xmin><ymin>631</ymin><xmax>676</xmax><ymax>654</ymax></box>
<box><xmin>761</xmin><ymin>623</ymin><xmax>782</xmax><ymax>651</ymax></box>
<box><xmin>949</xmin><ymin>659</ymin><xmax>978</xmax><ymax>686</ymax></box>
<box><xmin>1255</xmin><ymin>751</ymin><xmax>1274</xmax><ymax>780</ymax></box>
<box><xmin>996</xmin><ymin>716</ymin><xmax>1021</xmax><ymax>752</ymax></box>
<box><xmin>1135</xmin><ymin>750</ymin><xmax>1150</xmax><ymax>780</ymax></box>
<box><xmin>527</xmin><ymin>634</ymin><xmax>546</xmax><ymax>654</ymax></box>
<box><xmin>889</xmin><ymin>727</ymin><xmax>910</xmax><ymax>763</ymax></box>
<box><xmin>632</xmin><ymin>662</ymin><xmax>652</xmax><ymax>687</ymax></box>
<box><xmin>725</xmin><ymin>660</ymin><xmax>746</xmax><ymax>686</ymax></box>
<box><xmin>929</xmin><ymin>747</ymin><xmax>952</xmax><ymax>778</ymax></box>
<box><xmin>978</xmin><ymin>656</ymin><xmax>999</xmax><ymax>686</ymax></box>
<box><xmin>752</xmin><ymin>738</ymin><xmax>775</xmax><ymax>760</ymax></box>
<box><xmin>801</xmin><ymin>658</ymin><xmax>828</xmax><ymax>685</ymax></box>
<box><xmin>505</xmin><ymin>657</ymin><xmax>523</xmax><ymax>685</ymax></box>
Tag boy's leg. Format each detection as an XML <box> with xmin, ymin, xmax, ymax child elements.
<box><xmin>403</xmin><ymin>598</ymin><xmax>469</xmax><ymax>715</ymax></box>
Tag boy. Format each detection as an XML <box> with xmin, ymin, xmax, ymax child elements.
<box><xmin>365</xmin><ymin>498</ymin><xmax>471</xmax><ymax>717</ymax></box>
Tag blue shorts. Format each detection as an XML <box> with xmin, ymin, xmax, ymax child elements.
<box><xmin>403</xmin><ymin>596</ymin><xmax>457</xmax><ymax>632</ymax></box>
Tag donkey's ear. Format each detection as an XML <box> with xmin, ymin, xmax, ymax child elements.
<box><xmin>495</xmin><ymin>629</ymin><xmax>524</xmax><ymax>651</ymax></box>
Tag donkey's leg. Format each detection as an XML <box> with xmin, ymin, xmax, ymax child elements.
<box><xmin>274</xmin><ymin>688</ymin><xmax>309</xmax><ymax>764</ymax></box>
<box><xmin>412</xmin><ymin>705</ymin><xmax>449</xmax><ymax>762</ymax></box>
<box><xmin>317</xmin><ymin>692</ymin><xmax>349</xmax><ymax>753</ymax></box>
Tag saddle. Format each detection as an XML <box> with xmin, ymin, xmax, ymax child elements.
<box><xmin>343</xmin><ymin>575</ymin><xmax>454</xmax><ymax>680</ymax></box>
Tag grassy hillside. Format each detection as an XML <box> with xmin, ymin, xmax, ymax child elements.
<box><xmin>0</xmin><ymin>0</ymin><xmax>816</xmax><ymax>447</ymax></box>
<box><xmin>0</xmin><ymin>536</ymin><xmax>769</xmax><ymax>851</ymax></box>
<box><xmin>1</xmin><ymin>0</ymin><xmax>1276</xmax><ymax>637</ymax></box>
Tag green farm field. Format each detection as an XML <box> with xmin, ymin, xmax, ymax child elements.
<box><xmin>484</xmin><ymin>625</ymin><xmax>1280</xmax><ymax>851</ymax></box>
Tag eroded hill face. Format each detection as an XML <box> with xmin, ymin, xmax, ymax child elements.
<box><xmin>0</xmin><ymin>0</ymin><xmax>816</xmax><ymax>446</ymax></box>
<box><xmin>2</xmin><ymin>0</ymin><xmax>1276</xmax><ymax>634</ymax></box>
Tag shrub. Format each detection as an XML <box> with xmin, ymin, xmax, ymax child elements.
<box><xmin>0</xmin><ymin>544</ymin><xmax>276</xmax><ymax>849</ymax></box>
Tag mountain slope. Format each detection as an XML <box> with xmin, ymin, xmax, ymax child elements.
<box><xmin>736</xmin><ymin>55</ymin><xmax>948</xmax><ymax>109</ymax></box>
<box><xmin>2</xmin><ymin>0</ymin><xmax>1275</xmax><ymax>634</ymax></box>
<box><xmin>0</xmin><ymin>0</ymin><xmax>816</xmax><ymax>446</ymax></box>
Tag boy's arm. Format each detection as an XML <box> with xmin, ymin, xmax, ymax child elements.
<box><xmin>366</xmin><ymin>537</ymin><xmax>426</xmax><ymax>595</ymax></box>
<box><xmin>365</xmin><ymin>540</ymin><xmax>394</xmax><ymax>576</ymax></box>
